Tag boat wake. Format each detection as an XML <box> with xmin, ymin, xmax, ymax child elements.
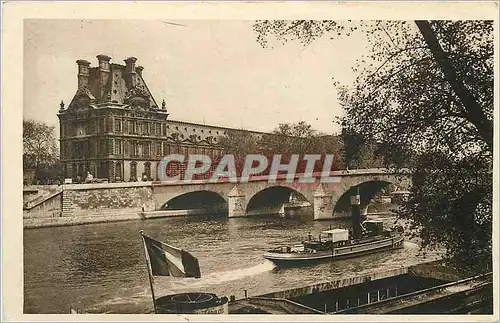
<box><xmin>403</xmin><ymin>241</ymin><xmax>420</xmax><ymax>249</ymax></box>
<box><xmin>91</xmin><ymin>261</ymin><xmax>276</xmax><ymax>312</ymax></box>
<box><xmin>168</xmin><ymin>261</ymin><xmax>276</xmax><ymax>288</ymax></box>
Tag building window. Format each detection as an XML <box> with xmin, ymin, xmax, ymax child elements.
<box><xmin>83</xmin><ymin>140</ymin><xmax>89</xmax><ymax>157</ymax></box>
<box><xmin>115</xmin><ymin>162</ymin><xmax>122</xmax><ymax>181</ymax></box>
<box><xmin>123</xmin><ymin>120</ymin><xmax>129</xmax><ymax>133</ymax></box>
<box><xmin>156</xmin><ymin>142</ymin><xmax>162</xmax><ymax>156</ymax></box>
<box><xmin>163</xmin><ymin>142</ymin><xmax>170</xmax><ymax>155</ymax></box>
<box><xmin>115</xmin><ymin>139</ymin><xmax>122</xmax><ymax>155</ymax></box>
<box><xmin>137</xmin><ymin>142</ymin><xmax>143</xmax><ymax>156</ymax></box>
<box><xmin>156</xmin><ymin>123</ymin><xmax>161</xmax><ymax>135</ymax></box>
<box><xmin>144</xmin><ymin>162</ymin><xmax>151</xmax><ymax>180</ymax></box>
<box><xmin>130</xmin><ymin>161</ymin><xmax>137</xmax><ymax>181</ymax></box>
<box><xmin>124</xmin><ymin>140</ymin><xmax>129</xmax><ymax>156</ymax></box>
<box><xmin>98</xmin><ymin>119</ymin><xmax>105</xmax><ymax>133</ymax></box>
<box><xmin>107</xmin><ymin>118</ymin><xmax>113</xmax><ymax>133</ymax></box>
<box><xmin>107</xmin><ymin>139</ymin><xmax>113</xmax><ymax>154</ymax></box>
<box><xmin>89</xmin><ymin>141</ymin><xmax>95</xmax><ymax>157</ymax></box>
<box><xmin>128</xmin><ymin>120</ymin><xmax>134</xmax><ymax>134</ymax></box>
<box><xmin>144</xmin><ymin>142</ymin><xmax>151</xmax><ymax>157</ymax></box>
<box><xmin>115</xmin><ymin>119</ymin><xmax>122</xmax><ymax>133</ymax></box>
<box><xmin>98</xmin><ymin>139</ymin><xmax>104</xmax><ymax>155</ymax></box>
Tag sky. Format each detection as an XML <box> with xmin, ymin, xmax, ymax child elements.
<box><xmin>24</xmin><ymin>19</ymin><xmax>369</xmax><ymax>137</ymax></box>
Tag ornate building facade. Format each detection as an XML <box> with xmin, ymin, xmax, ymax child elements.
<box><xmin>58</xmin><ymin>55</ymin><xmax>263</xmax><ymax>182</ymax></box>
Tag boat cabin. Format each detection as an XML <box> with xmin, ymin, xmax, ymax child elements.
<box><xmin>321</xmin><ymin>229</ymin><xmax>349</xmax><ymax>243</ymax></box>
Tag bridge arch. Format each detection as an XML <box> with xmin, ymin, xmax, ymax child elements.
<box><xmin>160</xmin><ymin>190</ymin><xmax>228</xmax><ymax>214</ymax></box>
<box><xmin>245</xmin><ymin>185</ymin><xmax>311</xmax><ymax>216</ymax></box>
<box><xmin>327</xmin><ymin>174</ymin><xmax>410</xmax><ymax>219</ymax></box>
<box><xmin>332</xmin><ymin>180</ymin><xmax>394</xmax><ymax>215</ymax></box>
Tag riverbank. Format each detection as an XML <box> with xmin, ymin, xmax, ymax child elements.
<box><xmin>23</xmin><ymin>209</ymin><xmax>211</xmax><ymax>229</ymax></box>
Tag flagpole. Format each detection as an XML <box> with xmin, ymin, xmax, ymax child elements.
<box><xmin>140</xmin><ymin>230</ymin><xmax>158</xmax><ymax>313</ymax></box>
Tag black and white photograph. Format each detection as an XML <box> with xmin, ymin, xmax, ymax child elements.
<box><xmin>1</xmin><ymin>1</ymin><xmax>498</xmax><ymax>320</ymax></box>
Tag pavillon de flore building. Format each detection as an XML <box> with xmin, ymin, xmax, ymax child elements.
<box><xmin>57</xmin><ymin>55</ymin><xmax>263</xmax><ymax>182</ymax></box>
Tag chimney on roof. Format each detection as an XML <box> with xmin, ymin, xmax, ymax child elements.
<box><xmin>124</xmin><ymin>57</ymin><xmax>137</xmax><ymax>88</ymax></box>
<box><xmin>96</xmin><ymin>54</ymin><xmax>111</xmax><ymax>101</ymax></box>
<box><xmin>76</xmin><ymin>59</ymin><xmax>91</xmax><ymax>89</ymax></box>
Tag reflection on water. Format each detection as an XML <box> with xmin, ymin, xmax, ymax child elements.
<box><xmin>23</xmin><ymin>214</ymin><xmax>441</xmax><ymax>314</ymax></box>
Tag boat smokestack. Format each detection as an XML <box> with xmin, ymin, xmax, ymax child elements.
<box><xmin>351</xmin><ymin>187</ymin><xmax>362</xmax><ymax>239</ymax></box>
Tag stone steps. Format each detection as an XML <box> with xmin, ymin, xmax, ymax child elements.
<box><xmin>61</xmin><ymin>192</ymin><xmax>74</xmax><ymax>216</ymax></box>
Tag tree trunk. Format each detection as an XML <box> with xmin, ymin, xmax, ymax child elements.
<box><xmin>415</xmin><ymin>20</ymin><xmax>493</xmax><ymax>151</ymax></box>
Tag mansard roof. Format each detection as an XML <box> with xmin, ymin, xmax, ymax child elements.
<box><xmin>65</xmin><ymin>56</ymin><xmax>162</xmax><ymax>112</ymax></box>
<box><xmin>58</xmin><ymin>55</ymin><xmax>270</xmax><ymax>136</ymax></box>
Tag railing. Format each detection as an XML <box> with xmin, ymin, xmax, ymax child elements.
<box><xmin>248</xmin><ymin>296</ymin><xmax>326</xmax><ymax>314</ymax></box>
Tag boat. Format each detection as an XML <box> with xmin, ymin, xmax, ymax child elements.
<box><xmin>263</xmin><ymin>220</ymin><xmax>405</xmax><ymax>266</ymax></box>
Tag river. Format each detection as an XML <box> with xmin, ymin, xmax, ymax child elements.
<box><xmin>23</xmin><ymin>213</ymin><xmax>441</xmax><ymax>314</ymax></box>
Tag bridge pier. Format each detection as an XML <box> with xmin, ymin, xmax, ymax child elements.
<box><xmin>228</xmin><ymin>185</ymin><xmax>247</xmax><ymax>218</ymax></box>
<box><xmin>313</xmin><ymin>184</ymin><xmax>334</xmax><ymax>220</ymax></box>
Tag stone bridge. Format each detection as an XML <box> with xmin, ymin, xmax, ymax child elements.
<box><xmin>151</xmin><ymin>168</ymin><xmax>411</xmax><ymax>219</ymax></box>
<box><xmin>24</xmin><ymin>169</ymin><xmax>410</xmax><ymax>221</ymax></box>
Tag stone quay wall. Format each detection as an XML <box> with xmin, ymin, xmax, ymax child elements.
<box><xmin>61</xmin><ymin>182</ymin><xmax>155</xmax><ymax>217</ymax></box>
<box><xmin>23</xmin><ymin>182</ymin><xmax>156</xmax><ymax>228</ymax></box>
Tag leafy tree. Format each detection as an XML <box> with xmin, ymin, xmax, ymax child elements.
<box><xmin>218</xmin><ymin>122</ymin><xmax>346</xmax><ymax>175</ymax></box>
<box><xmin>340</xmin><ymin>128</ymin><xmax>384</xmax><ymax>169</ymax></box>
<box><xmin>254</xmin><ymin>20</ymin><xmax>493</xmax><ymax>271</ymax></box>
<box><xmin>261</xmin><ymin>121</ymin><xmax>343</xmax><ymax>155</ymax></box>
<box><xmin>218</xmin><ymin>130</ymin><xmax>261</xmax><ymax>154</ymax></box>
<box><xmin>23</xmin><ymin>119</ymin><xmax>59</xmax><ymax>184</ymax></box>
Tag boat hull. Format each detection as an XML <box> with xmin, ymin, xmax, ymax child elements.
<box><xmin>264</xmin><ymin>235</ymin><xmax>404</xmax><ymax>267</ymax></box>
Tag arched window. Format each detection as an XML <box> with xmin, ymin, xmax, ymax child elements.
<box><xmin>71</xmin><ymin>164</ymin><xmax>77</xmax><ymax>179</ymax></box>
<box><xmin>144</xmin><ymin>162</ymin><xmax>152</xmax><ymax>180</ymax></box>
<box><xmin>115</xmin><ymin>162</ymin><xmax>122</xmax><ymax>181</ymax></box>
<box><xmin>130</xmin><ymin>161</ymin><xmax>137</xmax><ymax>181</ymax></box>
